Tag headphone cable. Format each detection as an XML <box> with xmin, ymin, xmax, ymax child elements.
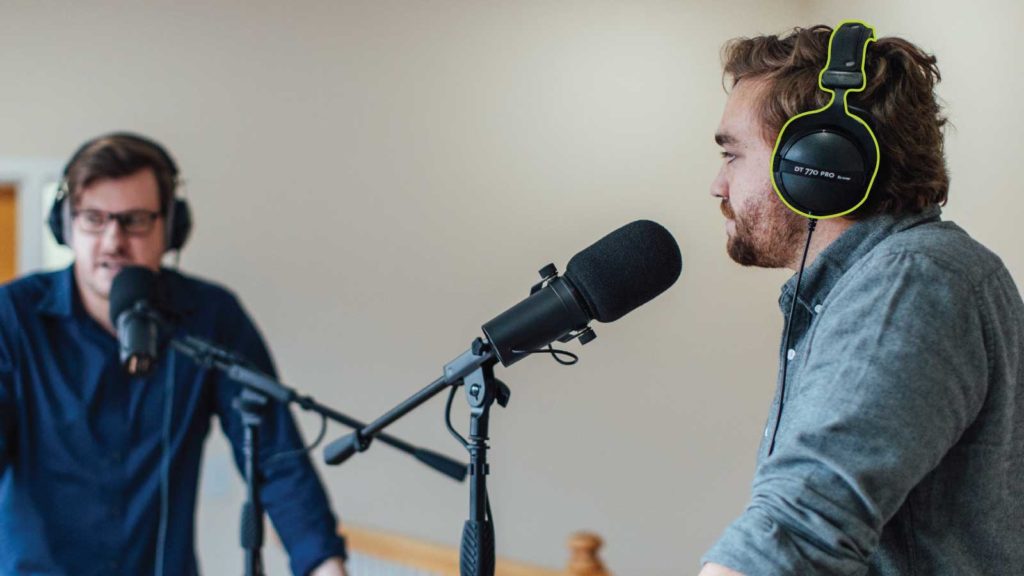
<box><xmin>767</xmin><ymin>218</ymin><xmax>817</xmax><ymax>455</ymax></box>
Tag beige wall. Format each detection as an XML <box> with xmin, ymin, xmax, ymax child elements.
<box><xmin>1</xmin><ymin>1</ymin><xmax>1021</xmax><ymax>574</ymax></box>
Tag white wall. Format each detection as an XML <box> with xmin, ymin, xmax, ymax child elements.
<box><xmin>1</xmin><ymin>2</ymin><xmax>1020</xmax><ymax>575</ymax></box>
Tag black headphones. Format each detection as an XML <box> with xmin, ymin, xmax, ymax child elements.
<box><xmin>771</xmin><ymin>21</ymin><xmax>880</xmax><ymax>220</ymax></box>
<box><xmin>48</xmin><ymin>132</ymin><xmax>192</xmax><ymax>251</ymax></box>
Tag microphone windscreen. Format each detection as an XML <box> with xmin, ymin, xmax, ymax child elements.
<box><xmin>109</xmin><ymin>266</ymin><xmax>158</xmax><ymax>326</ymax></box>
<box><xmin>564</xmin><ymin>220</ymin><xmax>682</xmax><ymax>323</ymax></box>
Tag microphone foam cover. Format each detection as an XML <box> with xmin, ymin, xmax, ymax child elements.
<box><xmin>109</xmin><ymin>266</ymin><xmax>158</xmax><ymax>327</ymax></box>
<box><xmin>564</xmin><ymin>220</ymin><xmax>682</xmax><ymax>323</ymax></box>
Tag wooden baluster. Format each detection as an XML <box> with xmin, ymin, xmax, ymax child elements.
<box><xmin>565</xmin><ymin>532</ymin><xmax>610</xmax><ymax>576</ymax></box>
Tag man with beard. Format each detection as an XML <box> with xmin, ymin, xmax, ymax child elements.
<box><xmin>698</xmin><ymin>25</ymin><xmax>1024</xmax><ymax>576</ymax></box>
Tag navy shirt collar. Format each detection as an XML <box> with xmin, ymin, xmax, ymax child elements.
<box><xmin>36</xmin><ymin>265</ymin><xmax>76</xmax><ymax>318</ymax></box>
<box><xmin>780</xmin><ymin>205</ymin><xmax>944</xmax><ymax>314</ymax></box>
<box><xmin>36</xmin><ymin>265</ymin><xmax>198</xmax><ymax>320</ymax></box>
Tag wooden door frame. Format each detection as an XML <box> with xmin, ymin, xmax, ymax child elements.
<box><xmin>0</xmin><ymin>157</ymin><xmax>64</xmax><ymax>275</ymax></box>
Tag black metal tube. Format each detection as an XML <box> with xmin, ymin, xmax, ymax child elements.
<box><xmin>171</xmin><ymin>336</ymin><xmax>467</xmax><ymax>481</ymax></box>
<box><xmin>322</xmin><ymin>344</ymin><xmax>496</xmax><ymax>467</ymax></box>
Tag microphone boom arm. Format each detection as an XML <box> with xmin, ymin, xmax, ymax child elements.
<box><xmin>170</xmin><ymin>335</ymin><xmax>468</xmax><ymax>482</ymax></box>
<box><xmin>322</xmin><ymin>339</ymin><xmax>497</xmax><ymax>466</ymax></box>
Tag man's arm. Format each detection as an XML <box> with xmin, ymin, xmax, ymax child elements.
<box><xmin>210</xmin><ymin>293</ymin><xmax>348</xmax><ymax>575</ymax></box>
<box><xmin>698</xmin><ymin>562</ymin><xmax>745</xmax><ymax>576</ymax></box>
<box><xmin>311</xmin><ymin>556</ymin><xmax>347</xmax><ymax>576</ymax></box>
<box><xmin>703</xmin><ymin>252</ymin><xmax>989</xmax><ymax>574</ymax></box>
<box><xmin>0</xmin><ymin>370</ymin><xmax>12</xmax><ymax>474</ymax></box>
<box><xmin>0</xmin><ymin>325</ymin><xmax>14</xmax><ymax>475</ymax></box>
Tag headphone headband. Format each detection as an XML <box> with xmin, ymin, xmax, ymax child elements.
<box><xmin>820</xmin><ymin>22</ymin><xmax>874</xmax><ymax>90</ymax></box>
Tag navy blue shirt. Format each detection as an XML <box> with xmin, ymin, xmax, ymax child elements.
<box><xmin>0</xmin><ymin>266</ymin><xmax>346</xmax><ymax>575</ymax></box>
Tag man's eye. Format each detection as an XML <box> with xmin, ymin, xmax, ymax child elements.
<box><xmin>125</xmin><ymin>213</ymin><xmax>148</xmax><ymax>226</ymax></box>
<box><xmin>82</xmin><ymin>211</ymin><xmax>106</xmax><ymax>225</ymax></box>
<box><xmin>720</xmin><ymin>151</ymin><xmax>737</xmax><ymax>162</ymax></box>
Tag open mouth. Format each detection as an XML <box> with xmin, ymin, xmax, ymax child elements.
<box><xmin>98</xmin><ymin>262</ymin><xmax>128</xmax><ymax>273</ymax></box>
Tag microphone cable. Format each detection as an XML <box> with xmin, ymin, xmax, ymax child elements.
<box><xmin>155</xmin><ymin>348</ymin><xmax>175</xmax><ymax>576</ymax></box>
<box><xmin>263</xmin><ymin>412</ymin><xmax>329</xmax><ymax>469</ymax></box>
<box><xmin>510</xmin><ymin>345</ymin><xmax>579</xmax><ymax>365</ymax></box>
<box><xmin>767</xmin><ymin>218</ymin><xmax>817</xmax><ymax>456</ymax></box>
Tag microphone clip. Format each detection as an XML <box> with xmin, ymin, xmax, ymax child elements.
<box><xmin>558</xmin><ymin>326</ymin><xmax>596</xmax><ymax>345</ymax></box>
<box><xmin>528</xmin><ymin>264</ymin><xmax>598</xmax><ymax>347</ymax></box>
<box><xmin>529</xmin><ymin>263</ymin><xmax>559</xmax><ymax>295</ymax></box>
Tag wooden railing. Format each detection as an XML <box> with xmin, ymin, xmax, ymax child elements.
<box><xmin>342</xmin><ymin>525</ymin><xmax>612</xmax><ymax>576</ymax></box>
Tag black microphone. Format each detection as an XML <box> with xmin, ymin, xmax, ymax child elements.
<box><xmin>481</xmin><ymin>219</ymin><xmax>682</xmax><ymax>366</ymax></box>
<box><xmin>110</xmin><ymin>266</ymin><xmax>165</xmax><ymax>376</ymax></box>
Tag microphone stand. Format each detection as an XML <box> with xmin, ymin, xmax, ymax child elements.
<box><xmin>323</xmin><ymin>338</ymin><xmax>510</xmax><ymax>576</ymax></box>
<box><xmin>169</xmin><ymin>335</ymin><xmax>468</xmax><ymax>576</ymax></box>
<box><xmin>236</xmin><ymin>386</ymin><xmax>267</xmax><ymax>576</ymax></box>
<box><xmin>459</xmin><ymin>351</ymin><xmax>509</xmax><ymax>576</ymax></box>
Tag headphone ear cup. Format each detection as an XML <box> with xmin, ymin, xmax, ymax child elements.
<box><xmin>167</xmin><ymin>198</ymin><xmax>192</xmax><ymax>251</ymax></box>
<box><xmin>772</xmin><ymin>108</ymin><xmax>878</xmax><ymax>218</ymax></box>
<box><xmin>48</xmin><ymin>192</ymin><xmax>68</xmax><ymax>246</ymax></box>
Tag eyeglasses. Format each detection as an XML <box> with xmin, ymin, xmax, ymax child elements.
<box><xmin>72</xmin><ymin>209</ymin><xmax>162</xmax><ymax>235</ymax></box>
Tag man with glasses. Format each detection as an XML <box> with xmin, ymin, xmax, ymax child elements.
<box><xmin>0</xmin><ymin>133</ymin><xmax>348</xmax><ymax>575</ymax></box>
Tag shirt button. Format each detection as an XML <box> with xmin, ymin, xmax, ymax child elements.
<box><xmin>814</xmin><ymin>304</ymin><xmax>823</xmax><ymax>314</ymax></box>
<box><xmin>763</xmin><ymin>426</ymin><xmax>770</xmax><ymax>438</ymax></box>
<box><xmin>787</xmin><ymin>349</ymin><xmax>796</xmax><ymax>361</ymax></box>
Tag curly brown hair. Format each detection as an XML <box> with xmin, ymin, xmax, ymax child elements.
<box><xmin>721</xmin><ymin>25</ymin><xmax>949</xmax><ymax>219</ymax></box>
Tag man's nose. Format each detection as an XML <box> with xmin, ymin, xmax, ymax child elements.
<box><xmin>710</xmin><ymin>167</ymin><xmax>729</xmax><ymax>199</ymax></box>
<box><xmin>98</xmin><ymin>218</ymin><xmax>128</xmax><ymax>249</ymax></box>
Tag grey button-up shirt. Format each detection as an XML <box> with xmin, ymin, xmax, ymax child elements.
<box><xmin>704</xmin><ymin>205</ymin><xmax>1024</xmax><ymax>575</ymax></box>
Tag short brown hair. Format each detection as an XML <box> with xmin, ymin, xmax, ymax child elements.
<box><xmin>65</xmin><ymin>134</ymin><xmax>178</xmax><ymax>214</ymax></box>
<box><xmin>721</xmin><ymin>25</ymin><xmax>949</xmax><ymax>219</ymax></box>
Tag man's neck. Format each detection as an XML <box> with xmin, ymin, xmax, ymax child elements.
<box><xmin>786</xmin><ymin>218</ymin><xmax>855</xmax><ymax>271</ymax></box>
<box><xmin>74</xmin><ymin>276</ymin><xmax>117</xmax><ymax>335</ymax></box>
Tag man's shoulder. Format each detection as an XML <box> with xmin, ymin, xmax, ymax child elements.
<box><xmin>0</xmin><ymin>269</ymin><xmax>63</xmax><ymax>314</ymax></box>
<box><xmin>860</xmin><ymin>218</ymin><xmax>1006</xmax><ymax>288</ymax></box>
<box><xmin>160</xmin><ymin>268</ymin><xmax>253</xmax><ymax>322</ymax></box>
<box><xmin>163</xmin><ymin>268</ymin><xmax>237</xmax><ymax>300</ymax></box>
<box><xmin>0</xmin><ymin>269</ymin><xmax>67</xmax><ymax>355</ymax></box>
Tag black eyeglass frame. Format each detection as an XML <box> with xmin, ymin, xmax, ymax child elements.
<box><xmin>71</xmin><ymin>209</ymin><xmax>164</xmax><ymax>235</ymax></box>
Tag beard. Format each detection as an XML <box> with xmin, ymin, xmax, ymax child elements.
<box><xmin>722</xmin><ymin>195</ymin><xmax>805</xmax><ymax>268</ymax></box>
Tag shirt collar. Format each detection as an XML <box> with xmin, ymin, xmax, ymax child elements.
<box><xmin>36</xmin><ymin>265</ymin><xmax>76</xmax><ymax>318</ymax></box>
<box><xmin>779</xmin><ymin>205</ymin><xmax>943</xmax><ymax>315</ymax></box>
<box><xmin>36</xmin><ymin>265</ymin><xmax>198</xmax><ymax>319</ymax></box>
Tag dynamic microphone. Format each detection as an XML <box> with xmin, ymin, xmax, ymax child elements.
<box><xmin>481</xmin><ymin>219</ymin><xmax>682</xmax><ymax>366</ymax></box>
<box><xmin>110</xmin><ymin>266</ymin><xmax>165</xmax><ymax>376</ymax></box>
<box><xmin>321</xmin><ymin>219</ymin><xmax>681</xmax><ymax>468</ymax></box>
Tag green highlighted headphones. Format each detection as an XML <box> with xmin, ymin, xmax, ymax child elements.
<box><xmin>771</xmin><ymin>21</ymin><xmax>880</xmax><ymax>220</ymax></box>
